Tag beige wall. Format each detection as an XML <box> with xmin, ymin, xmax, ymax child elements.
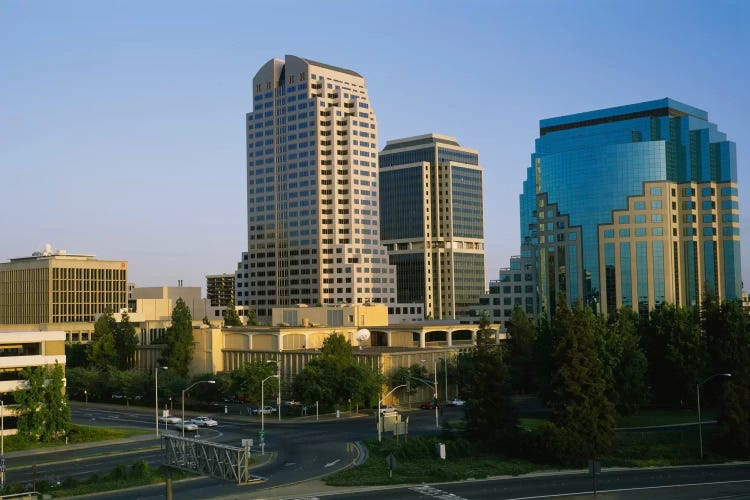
<box><xmin>271</xmin><ymin>304</ymin><xmax>388</xmax><ymax>328</ymax></box>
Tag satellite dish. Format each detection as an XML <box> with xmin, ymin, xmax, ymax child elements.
<box><xmin>355</xmin><ymin>328</ymin><xmax>371</xmax><ymax>342</ymax></box>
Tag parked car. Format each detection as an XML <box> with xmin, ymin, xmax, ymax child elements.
<box><xmin>252</xmin><ymin>405</ymin><xmax>277</xmax><ymax>415</ymax></box>
<box><xmin>174</xmin><ymin>420</ymin><xmax>198</xmax><ymax>431</ymax></box>
<box><xmin>445</xmin><ymin>398</ymin><xmax>466</xmax><ymax>407</ymax></box>
<box><xmin>190</xmin><ymin>416</ymin><xmax>219</xmax><ymax>427</ymax></box>
<box><xmin>379</xmin><ymin>404</ymin><xmax>397</xmax><ymax>414</ymax></box>
<box><xmin>420</xmin><ymin>401</ymin><xmax>439</xmax><ymax>410</ymax></box>
<box><xmin>159</xmin><ymin>415</ymin><xmax>182</xmax><ymax>424</ymax></box>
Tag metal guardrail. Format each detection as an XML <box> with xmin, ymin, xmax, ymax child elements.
<box><xmin>162</xmin><ymin>435</ymin><xmax>263</xmax><ymax>485</ymax></box>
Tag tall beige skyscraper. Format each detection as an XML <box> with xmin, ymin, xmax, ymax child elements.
<box><xmin>244</xmin><ymin>55</ymin><xmax>396</xmax><ymax>320</ymax></box>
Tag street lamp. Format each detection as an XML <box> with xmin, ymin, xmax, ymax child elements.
<box><xmin>267</xmin><ymin>358</ymin><xmax>281</xmax><ymax>422</ymax></box>
<box><xmin>155</xmin><ymin>366</ymin><xmax>168</xmax><ymax>437</ymax></box>
<box><xmin>422</xmin><ymin>358</ymin><xmax>439</xmax><ymax>430</ymax></box>
<box><xmin>84</xmin><ymin>389</ymin><xmax>88</xmax><ymax>407</ymax></box>
<box><xmin>697</xmin><ymin>373</ymin><xmax>731</xmax><ymax>458</ymax></box>
<box><xmin>261</xmin><ymin>374</ymin><xmax>279</xmax><ymax>454</ymax></box>
<box><xmin>181</xmin><ymin>380</ymin><xmax>216</xmax><ymax>438</ymax></box>
<box><xmin>378</xmin><ymin>384</ymin><xmax>406</xmax><ymax>442</ymax></box>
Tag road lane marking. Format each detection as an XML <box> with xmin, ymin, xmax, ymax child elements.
<box><xmin>325</xmin><ymin>459</ymin><xmax>341</xmax><ymax>468</ymax></box>
<box><xmin>409</xmin><ymin>484</ymin><xmax>468</xmax><ymax>499</ymax></box>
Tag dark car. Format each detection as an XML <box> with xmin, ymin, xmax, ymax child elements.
<box><xmin>420</xmin><ymin>401</ymin><xmax>439</xmax><ymax>410</ymax></box>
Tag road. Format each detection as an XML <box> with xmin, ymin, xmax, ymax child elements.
<box><xmin>8</xmin><ymin>404</ymin><xmax>750</xmax><ymax>499</ymax></box>
<box><xmin>5</xmin><ymin>403</ymin><xmax>448</xmax><ymax>497</ymax></box>
<box><xmin>279</xmin><ymin>464</ymin><xmax>750</xmax><ymax>500</ymax></box>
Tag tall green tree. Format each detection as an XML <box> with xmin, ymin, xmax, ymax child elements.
<box><xmin>14</xmin><ymin>363</ymin><xmax>70</xmax><ymax>442</ymax></box>
<box><xmin>89</xmin><ymin>310</ymin><xmax>116</xmax><ymax>371</ymax></box>
<box><xmin>160</xmin><ymin>298</ymin><xmax>195</xmax><ymax>378</ymax></box>
<box><xmin>321</xmin><ymin>332</ymin><xmax>353</xmax><ymax>363</ymax></box>
<box><xmin>223</xmin><ymin>300</ymin><xmax>242</xmax><ymax>327</ymax></box>
<box><xmin>703</xmin><ymin>299</ymin><xmax>750</xmax><ymax>456</ymax></box>
<box><xmin>113</xmin><ymin>312</ymin><xmax>138</xmax><ymax>370</ymax></box>
<box><xmin>641</xmin><ymin>304</ymin><xmax>703</xmax><ymax>407</ymax></box>
<box><xmin>507</xmin><ymin>306</ymin><xmax>536</xmax><ymax>394</ymax></box>
<box><xmin>463</xmin><ymin>312</ymin><xmax>518</xmax><ymax>450</ymax></box>
<box><xmin>599</xmin><ymin>308</ymin><xmax>648</xmax><ymax>415</ymax></box>
<box><xmin>549</xmin><ymin>299</ymin><xmax>615</xmax><ymax>465</ymax></box>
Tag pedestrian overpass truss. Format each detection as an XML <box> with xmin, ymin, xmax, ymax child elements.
<box><xmin>162</xmin><ymin>435</ymin><xmax>262</xmax><ymax>485</ymax></box>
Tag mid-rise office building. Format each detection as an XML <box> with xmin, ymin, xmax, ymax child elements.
<box><xmin>379</xmin><ymin>134</ymin><xmax>485</xmax><ymax>319</ymax></box>
<box><xmin>471</xmin><ymin>251</ymin><xmax>537</xmax><ymax>325</ymax></box>
<box><xmin>0</xmin><ymin>245</ymin><xmax>128</xmax><ymax>341</ymax></box>
<box><xmin>246</xmin><ymin>55</ymin><xmax>396</xmax><ymax>321</ymax></box>
<box><xmin>520</xmin><ymin>98</ymin><xmax>741</xmax><ymax>316</ymax></box>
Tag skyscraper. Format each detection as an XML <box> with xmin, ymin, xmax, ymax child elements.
<box><xmin>246</xmin><ymin>55</ymin><xmax>396</xmax><ymax>320</ymax></box>
<box><xmin>520</xmin><ymin>98</ymin><xmax>741</xmax><ymax>317</ymax></box>
<box><xmin>380</xmin><ymin>134</ymin><xmax>485</xmax><ymax>319</ymax></box>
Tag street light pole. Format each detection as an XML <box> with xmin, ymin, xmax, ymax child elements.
<box><xmin>378</xmin><ymin>384</ymin><xmax>407</xmax><ymax>442</ymax></box>
<box><xmin>433</xmin><ymin>359</ymin><xmax>439</xmax><ymax>430</ymax></box>
<box><xmin>444</xmin><ymin>357</ymin><xmax>448</xmax><ymax>401</ymax></box>
<box><xmin>260</xmin><ymin>374</ymin><xmax>279</xmax><ymax>455</ymax></box>
<box><xmin>181</xmin><ymin>380</ymin><xmax>216</xmax><ymax>438</ymax></box>
<box><xmin>697</xmin><ymin>373</ymin><xmax>731</xmax><ymax>459</ymax></box>
<box><xmin>267</xmin><ymin>358</ymin><xmax>281</xmax><ymax>423</ymax></box>
<box><xmin>155</xmin><ymin>366</ymin><xmax>167</xmax><ymax>437</ymax></box>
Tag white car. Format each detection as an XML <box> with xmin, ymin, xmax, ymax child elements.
<box><xmin>174</xmin><ymin>420</ymin><xmax>199</xmax><ymax>431</ymax></box>
<box><xmin>190</xmin><ymin>416</ymin><xmax>219</xmax><ymax>427</ymax></box>
<box><xmin>159</xmin><ymin>415</ymin><xmax>181</xmax><ymax>424</ymax></box>
<box><xmin>446</xmin><ymin>398</ymin><xmax>466</xmax><ymax>407</ymax></box>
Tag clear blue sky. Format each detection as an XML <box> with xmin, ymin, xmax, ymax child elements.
<box><xmin>2</xmin><ymin>0</ymin><xmax>748</xmax><ymax>294</ymax></box>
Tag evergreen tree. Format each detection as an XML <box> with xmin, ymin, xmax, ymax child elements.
<box><xmin>223</xmin><ymin>300</ymin><xmax>242</xmax><ymax>327</ymax></box>
<box><xmin>641</xmin><ymin>304</ymin><xmax>704</xmax><ymax>407</ymax></box>
<box><xmin>599</xmin><ymin>308</ymin><xmax>648</xmax><ymax>415</ymax></box>
<box><xmin>89</xmin><ymin>310</ymin><xmax>116</xmax><ymax>371</ymax></box>
<box><xmin>532</xmin><ymin>313</ymin><xmax>556</xmax><ymax>404</ymax></box>
<box><xmin>247</xmin><ymin>309</ymin><xmax>258</xmax><ymax>326</ymax></box>
<box><xmin>507</xmin><ymin>306</ymin><xmax>536</xmax><ymax>393</ymax></box>
<box><xmin>463</xmin><ymin>312</ymin><xmax>518</xmax><ymax>450</ymax></box>
<box><xmin>113</xmin><ymin>312</ymin><xmax>138</xmax><ymax>370</ymax></box>
<box><xmin>704</xmin><ymin>299</ymin><xmax>750</xmax><ymax>456</ymax></box>
<box><xmin>160</xmin><ymin>298</ymin><xmax>195</xmax><ymax>378</ymax></box>
<box><xmin>549</xmin><ymin>299</ymin><xmax>615</xmax><ymax>465</ymax></box>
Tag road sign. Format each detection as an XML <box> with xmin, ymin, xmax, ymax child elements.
<box><xmin>242</xmin><ymin>439</ymin><xmax>253</xmax><ymax>448</ymax></box>
<box><xmin>259</xmin><ymin>429</ymin><xmax>265</xmax><ymax>441</ymax></box>
<box><xmin>0</xmin><ymin>454</ymin><xmax>5</xmax><ymax>473</ymax></box>
<box><xmin>385</xmin><ymin>453</ymin><xmax>397</xmax><ymax>469</ymax></box>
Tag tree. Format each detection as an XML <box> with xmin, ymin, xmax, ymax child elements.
<box><xmin>321</xmin><ymin>332</ymin><xmax>353</xmax><ymax>363</ymax></box>
<box><xmin>463</xmin><ymin>312</ymin><xmax>518</xmax><ymax>451</ymax></box>
<box><xmin>113</xmin><ymin>312</ymin><xmax>138</xmax><ymax>370</ymax></box>
<box><xmin>549</xmin><ymin>299</ymin><xmax>615</xmax><ymax>465</ymax></box>
<box><xmin>14</xmin><ymin>363</ymin><xmax>70</xmax><ymax>442</ymax></box>
<box><xmin>292</xmin><ymin>333</ymin><xmax>382</xmax><ymax>408</ymax></box>
<box><xmin>223</xmin><ymin>300</ymin><xmax>242</xmax><ymax>327</ymax></box>
<box><xmin>88</xmin><ymin>310</ymin><xmax>116</xmax><ymax>371</ymax></box>
<box><xmin>703</xmin><ymin>299</ymin><xmax>750</xmax><ymax>456</ymax></box>
<box><xmin>160</xmin><ymin>298</ymin><xmax>195</xmax><ymax>378</ymax></box>
<box><xmin>599</xmin><ymin>308</ymin><xmax>648</xmax><ymax>415</ymax></box>
<box><xmin>247</xmin><ymin>309</ymin><xmax>258</xmax><ymax>326</ymax></box>
<box><xmin>507</xmin><ymin>306</ymin><xmax>536</xmax><ymax>394</ymax></box>
<box><xmin>641</xmin><ymin>304</ymin><xmax>703</xmax><ymax>407</ymax></box>
<box><xmin>231</xmin><ymin>361</ymin><xmax>277</xmax><ymax>404</ymax></box>
<box><xmin>65</xmin><ymin>343</ymin><xmax>89</xmax><ymax>369</ymax></box>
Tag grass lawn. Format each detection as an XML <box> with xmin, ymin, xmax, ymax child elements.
<box><xmin>3</xmin><ymin>424</ymin><xmax>150</xmax><ymax>453</ymax></box>
<box><xmin>327</xmin><ymin>420</ymin><xmax>730</xmax><ymax>487</ymax></box>
<box><xmin>325</xmin><ymin>437</ymin><xmax>547</xmax><ymax>486</ymax></box>
<box><xmin>519</xmin><ymin>408</ymin><xmax>719</xmax><ymax>431</ymax></box>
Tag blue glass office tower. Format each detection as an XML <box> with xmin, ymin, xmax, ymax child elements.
<box><xmin>521</xmin><ymin>98</ymin><xmax>740</xmax><ymax>316</ymax></box>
